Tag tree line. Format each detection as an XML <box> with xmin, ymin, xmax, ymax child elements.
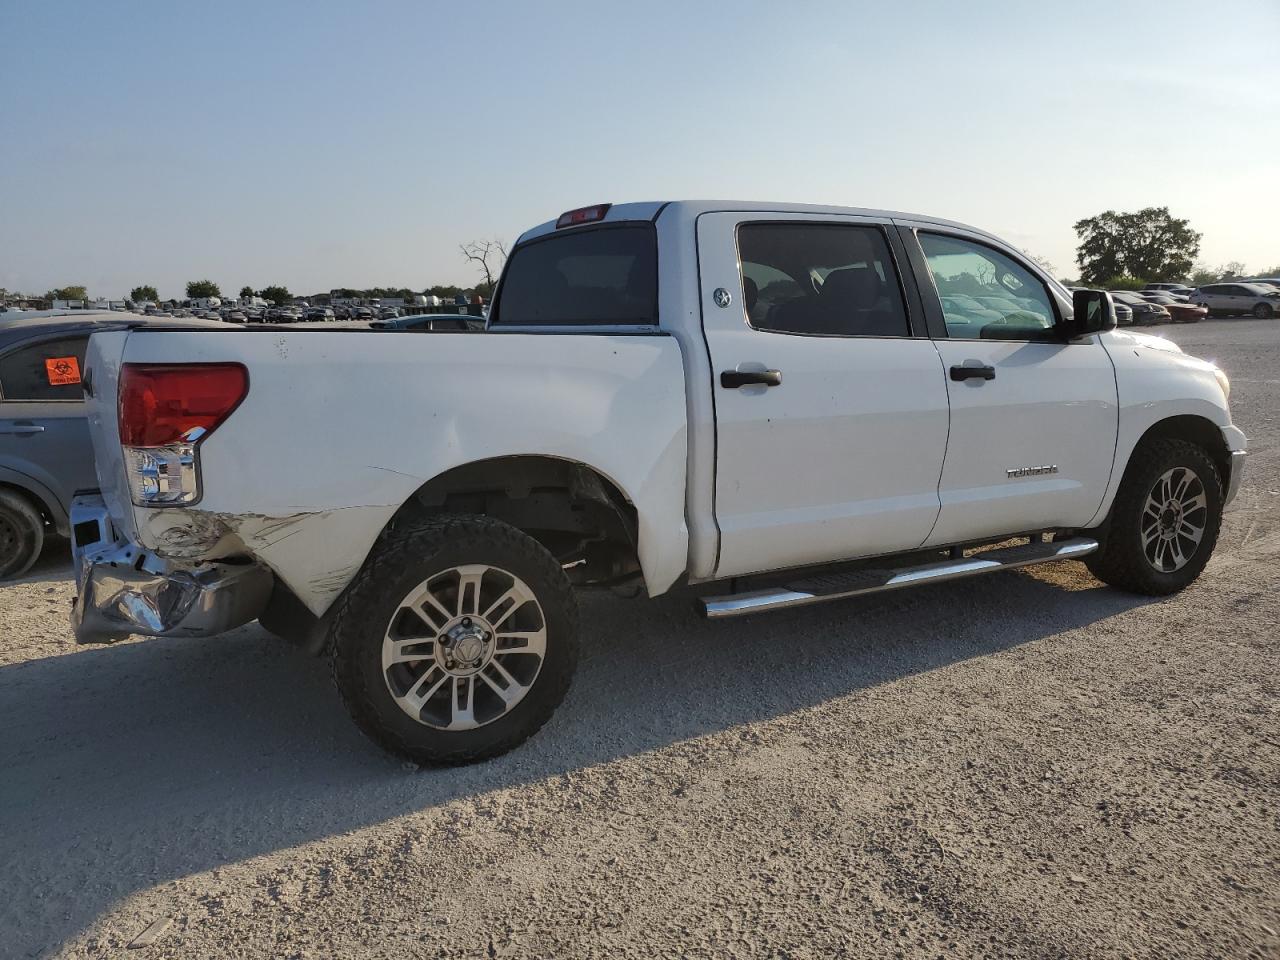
<box><xmin>20</xmin><ymin>239</ymin><xmax>511</xmax><ymax>306</ymax></box>
<box><xmin>1070</xmin><ymin>207</ymin><xmax>1277</xmax><ymax>289</ymax></box>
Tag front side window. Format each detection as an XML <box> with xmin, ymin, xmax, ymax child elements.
<box><xmin>736</xmin><ymin>223</ymin><xmax>910</xmax><ymax>337</ymax></box>
<box><xmin>0</xmin><ymin>336</ymin><xmax>89</xmax><ymax>402</ymax></box>
<box><xmin>919</xmin><ymin>233</ymin><xmax>1058</xmax><ymax>341</ymax></box>
<box><xmin>491</xmin><ymin>224</ymin><xmax>656</xmax><ymax>326</ymax></box>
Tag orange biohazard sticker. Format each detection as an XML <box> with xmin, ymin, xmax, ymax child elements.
<box><xmin>45</xmin><ymin>356</ymin><xmax>82</xmax><ymax>386</ymax></box>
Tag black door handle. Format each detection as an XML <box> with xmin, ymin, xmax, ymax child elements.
<box><xmin>950</xmin><ymin>364</ymin><xmax>996</xmax><ymax>382</ymax></box>
<box><xmin>721</xmin><ymin>369</ymin><xmax>782</xmax><ymax>389</ymax></box>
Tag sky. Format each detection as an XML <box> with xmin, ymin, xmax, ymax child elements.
<box><xmin>2</xmin><ymin>0</ymin><xmax>1278</xmax><ymax>300</ymax></box>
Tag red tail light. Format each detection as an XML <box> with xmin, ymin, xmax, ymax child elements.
<box><xmin>119</xmin><ymin>363</ymin><xmax>249</xmax><ymax>447</ymax></box>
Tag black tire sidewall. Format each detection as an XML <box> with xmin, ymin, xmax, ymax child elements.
<box><xmin>0</xmin><ymin>492</ymin><xmax>44</xmax><ymax>580</ymax></box>
<box><xmin>332</xmin><ymin>516</ymin><xmax>578</xmax><ymax>764</ymax></box>
<box><xmin>1096</xmin><ymin>440</ymin><xmax>1223</xmax><ymax>594</ymax></box>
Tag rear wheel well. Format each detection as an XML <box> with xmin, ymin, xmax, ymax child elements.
<box><xmin>389</xmin><ymin>457</ymin><xmax>641</xmax><ymax>586</ymax></box>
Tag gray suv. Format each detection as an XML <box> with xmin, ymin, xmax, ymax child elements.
<box><xmin>0</xmin><ymin>313</ymin><xmax>220</xmax><ymax>577</ymax></box>
<box><xmin>1192</xmin><ymin>283</ymin><xmax>1280</xmax><ymax>318</ymax></box>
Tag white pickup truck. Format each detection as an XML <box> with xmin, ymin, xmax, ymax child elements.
<box><xmin>71</xmin><ymin>201</ymin><xmax>1247</xmax><ymax>764</ymax></box>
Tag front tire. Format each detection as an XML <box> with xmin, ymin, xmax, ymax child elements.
<box><xmin>0</xmin><ymin>489</ymin><xmax>45</xmax><ymax>580</ymax></box>
<box><xmin>1253</xmin><ymin>303</ymin><xmax>1274</xmax><ymax>319</ymax></box>
<box><xmin>1086</xmin><ymin>439</ymin><xmax>1223</xmax><ymax>596</ymax></box>
<box><xmin>330</xmin><ymin>514</ymin><xmax>578</xmax><ymax>765</ymax></box>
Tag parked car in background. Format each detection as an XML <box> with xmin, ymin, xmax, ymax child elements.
<box><xmin>1112</xmin><ymin>301</ymin><xmax>1134</xmax><ymax>326</ymax></box>
<box><xmin>0</xmin><ymin>313</ymin><xmax>222</xmax><ymax>578</ymax></box>
<box><xmin>1111</xmin><ymin>291</ymin><xmax>1172</xmax><ymax>325</ymax></box>
<box><xmin>379</xmin><ymin>307</ymin><xmax>403</xmax><ymax>320</ymax></box>
<box><xmin>1139</xmin><ymin>294</ymin><xmax>1206</xmax><ymax>323</ymax></box>
<box><xmin>224</xmin><ymin>310</ymin><xmax>248</xmax><ymax>324</ymax></box>
<box><xmin>303</xmin><ymin>307</ymin><xmax>336</xmax><ymax>322</ymax></box>
<box><xmin>1143</xmin><ymin>283</ymin><xmax>1193</xmax><ymax>296</ymax></box>
<box><xmin>352</xmin><ymin>307</ymin><xmax>375</xmax><ymax>321</ymax></box>
<box><xmin>1246</xmin><ymin>279</ymin><xmax>1280</xmax><ymax>293</ymax></box>
<box><xmin>1192</xmin><ymin>283</ymin><xmax>1280</xmax><ymax>318</ymax></box>
<box><xmin>1139</xmin><ymin>289</ymin><xmax>1190</xmax><ymax>304</ymax></box>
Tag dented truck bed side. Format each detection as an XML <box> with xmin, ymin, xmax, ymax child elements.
<box><xmin>83</xmin><ymin>328</ymin><xmax>690</xmax><ymax>617</ymax></box>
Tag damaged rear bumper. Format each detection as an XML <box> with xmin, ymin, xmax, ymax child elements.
<box><xmin>70</xmin><ymin>494</ymin><xmax>273</xmax><ymax>644</ymax></box>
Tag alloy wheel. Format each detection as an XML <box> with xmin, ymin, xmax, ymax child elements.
<box><xmin>1141</xmin><ymin>467</ymin><xmax>1208</xmax><ymax>573</ymax></box>
<box><xmin>381</xmin><ymin>564</ymin><xmax>547</xmax><ymax>730</ymax></box>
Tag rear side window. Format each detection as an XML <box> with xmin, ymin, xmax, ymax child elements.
<box><xmin>0</xmin><ymin>336</ymin><xmax>89</xmax><ymax>402</ymax></box>
<box><xmin>737</xmin><ymin>223</ymin><xmax>911</xmax><ymax>337</ymax></box>
<box><xmin>492</xmin><ymin>224</ymin><xmax>657</xmax><ymax>326</ymax></box>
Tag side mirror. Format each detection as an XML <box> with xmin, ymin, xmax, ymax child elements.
<box><xmin>1068</xmin><ymin>289</ymin><xmax>1117</xmax><ymax>338</ymax></box>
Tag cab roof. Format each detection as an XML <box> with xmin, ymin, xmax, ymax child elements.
<box><xmin>515</xmin><ymin>200</ymin><xmax>996</xmax><ymax>245</ymax></box>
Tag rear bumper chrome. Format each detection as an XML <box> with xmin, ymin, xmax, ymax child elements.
<box><xmin>70</xmin><ymin>494</ymin><xmax>272</xmax><ymax>644</ymax></box>
<box><xmin>1225</xmin><ymin>449</ymin><xmax>1247</xmax><ymax>506</ymax></box>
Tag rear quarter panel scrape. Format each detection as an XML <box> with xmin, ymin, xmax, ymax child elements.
<box><xmin>113</xmin><ymin>329</ymin><xmax>690</xmax><ymax>616</ymax></box>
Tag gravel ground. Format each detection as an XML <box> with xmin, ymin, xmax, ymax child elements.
<box><xmin>1</xmin><ymin>318</ymin><xmax>1277</xmax><ymax>959</ymax></box>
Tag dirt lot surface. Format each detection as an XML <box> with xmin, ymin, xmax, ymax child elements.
<box><xmin>2</xmin><ymin>318</ymin><xmax>1277</xmax><ymax>959</ymax></box>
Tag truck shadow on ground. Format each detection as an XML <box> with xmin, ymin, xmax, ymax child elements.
<box><xmin>0</xmin><ymin>562</ymin><xmax>1153</xmax><ymax>958</ymax></box>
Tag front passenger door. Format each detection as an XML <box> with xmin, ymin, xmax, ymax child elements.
<box><xmin>901</xmin><ymin>228</ymin><xmax>1119</xmax><ymax>546</ymax></box>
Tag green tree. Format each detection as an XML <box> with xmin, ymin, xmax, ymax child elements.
<box><xmin>1073</xmin><ymin>207</ymin><xmax>1201</xmax><ymax>285</ymax></box>
<box><xmin>130</xmin><ymin>285</ymin><xmax>159</xmax><ymax>302</ymax></box>
<box><xmin>1189</xmin><ymin>266</ymin><xmax>1221</xmax><ymax>287</ymax></box>
<box><xmin>186</xmin><ymin>279</ymin><xmax>222</xmax><ymax>299</ymax></box>
<box><xmin>426</xmin><ymin>284</ymin><xmax>463</xmax><ymax>299</ymax></box>
<box><xmin>45</xmin><ymin>285</ymin><xmax>89</xmax><ymax>301</ymax></box>
<box><xmin>239</xmin><ymin>285</ymin><xmax>255</xmax><ymax>299</ymax></box>
<box><xmin>258</xmin><ymin>285</ymin><xmax>292</xmax><ymax>305</ymax></box>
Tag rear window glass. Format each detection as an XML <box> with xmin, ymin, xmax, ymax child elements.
<box><xmin>0</xmin><ymin>336</ymin><xmax>89</xmax><ymax>402</ymax></box>
<box><xmin>492</xmin><ymin>224</ymin><xmax>657</xmax><ymax>326</ymax></box>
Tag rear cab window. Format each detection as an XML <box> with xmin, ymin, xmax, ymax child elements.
<box><xmin>0</xmin><ymin>335</ymin><xmax>90</xmax><ymax>402</ymax></box>
<box><xmin>490</xmin><ymin>224</ymin><xmax>657</xmax><ymax>327</ymax></box>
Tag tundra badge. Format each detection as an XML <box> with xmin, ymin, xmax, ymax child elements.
<box><xmin>1007</xmin><ymin>465</ymin><xmax>1059</xmax><ymax>478</ymax></box>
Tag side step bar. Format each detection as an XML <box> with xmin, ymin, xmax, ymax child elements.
<box><xmin>699</xmin><ymin>536</ymin><xmax>1099</xmax><ymax>619</ymax></box>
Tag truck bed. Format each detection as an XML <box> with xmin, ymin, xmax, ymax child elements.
<box><xmin>83</xmin><ymin>327</ymin><xmax>691</xmax><ymax>616</ymax></box>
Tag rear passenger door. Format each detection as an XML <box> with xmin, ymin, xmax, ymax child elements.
<box><xmin>897</xmin><ymin>226</ymin><xmax>1118</xmax><ymax>545</ymax></box>
<box><xmin>0</xmin><ymin>333</ymin><xmax>96</xmax><ymax>514</ymax></box>
<box><xmin>697</xmin><ymin>213</ymin><xmax>951</xmax><ymax>578</ymax></box>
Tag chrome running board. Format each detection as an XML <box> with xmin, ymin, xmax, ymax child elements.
<box><xmin>699</xmin><ymin>537</ymin><xmax>1099</xmax><ymax>619</ymax></box>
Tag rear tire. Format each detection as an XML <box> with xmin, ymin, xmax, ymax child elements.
<box><xmin>330</xmin><ymin>514</ymin><xmax>579</xmax><ymax>765</ymax></box>
<box><xmin>0</xmin><ymin>489</ymin><xmax>45</xmax><ymax>580</ymax></box>
<box><xmin>1086</xmin><ymin>439</ymin><xmax>1222</xmax><ymax>596</ymax></box>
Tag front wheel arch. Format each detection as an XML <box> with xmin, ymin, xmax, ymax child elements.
<box><xmin>1126</xmin><ymin>415</ymin><xmax>1231</xmax><ymax>497</ymax></box>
